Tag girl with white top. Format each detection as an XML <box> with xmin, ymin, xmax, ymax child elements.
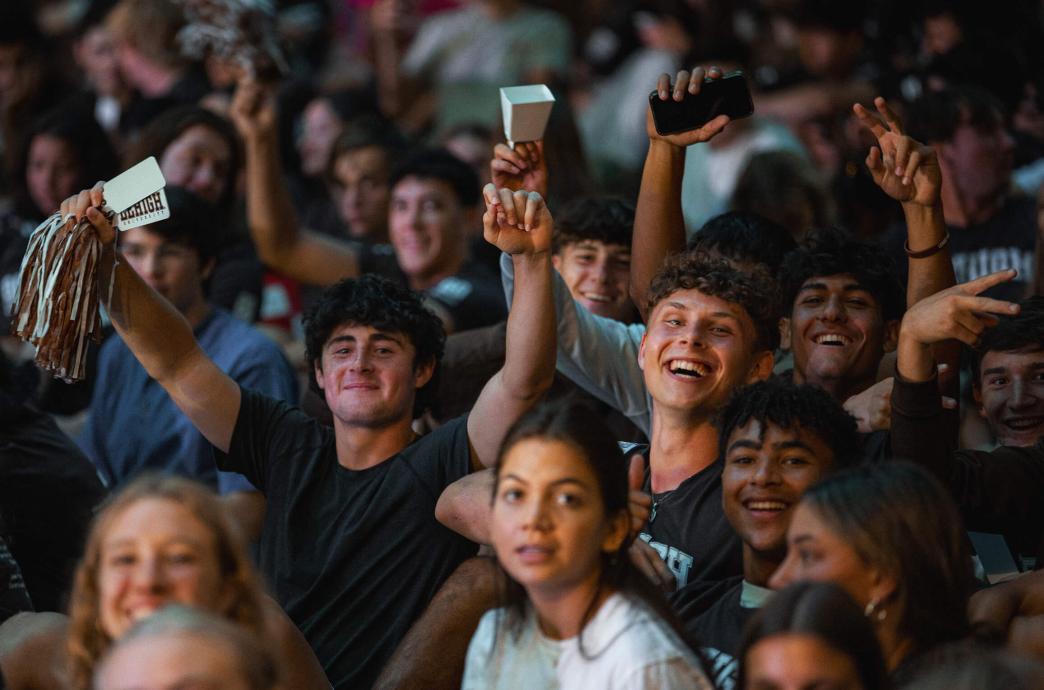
<box><xmin>462</xmin><ymin>400</ymin><xmax>714</xmax><ymax>690</ymax></box>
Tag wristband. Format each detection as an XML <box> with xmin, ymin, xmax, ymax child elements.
<box><xmin>905</xmin><ymin>232</ymin><xmax>950</xmax><ymax>259</ymax></box>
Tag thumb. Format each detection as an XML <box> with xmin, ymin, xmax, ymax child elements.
<box><xmin>628</xmin><ymin>454</ymin><xmax>646</xmax><ymax>491</ymax></box>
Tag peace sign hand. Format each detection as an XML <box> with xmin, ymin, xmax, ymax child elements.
<box><xmin>854</xmin><ymin>97</ymin><xmax>941</xmax><ymax>207</ymax></box>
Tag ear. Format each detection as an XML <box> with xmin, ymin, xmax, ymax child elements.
<box><xmin>779</xmin><ymin>317</ymin><xmax>792</xmax><ymax>351</ymax></box>
<box><xmin>867</xmin><ymin>568</ymin><xmax>900</xmax><ymax>614</ymax></box>
<box><xmin>551</xmin><ymin>253</ymin><xmax>563</xmax><ymax>273</ymax></box>
<box><xmin>200</xmin><ymin>256</ymin><xmax>216</xmax><ymax>282</ymax></box>
<box><xmin>313</xmin><ymin>360</ymin><xmax>325</xmax><ymax>391</ymax></box>
<box><xmin>882</xmin><ymin>319</ymin><xmax>900</xmax><ymax>353</ymax></box>
<box><xmin>637</xmin><ymin>333</ymin><xmax>647</xmax><ymax>371</ymax></box>
<box><xmin>972</xmin><ymin>384</ymin><xmax>987</xmax><ymax>419</ymax></box>
<box><xmin>601</xmin><ymin>509</ymin><xmax>630</xmax><ymax>554</ymax></box>
<box><xmin>747</xmin><ymin>350</ymin><xmax>775</xmax><ymax>383</ymax></box>
<box><xmin>414</xmin><ymin>357</ymin><xmax>435</xmax><ymax>389</ymax></box>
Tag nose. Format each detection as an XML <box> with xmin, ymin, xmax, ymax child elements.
<box><xmin>768</xmin><ymin>552</ymin><xmax>796</xmax><ymax>590</ymax></box>
<box><xmin>592</xmin><ymin>257</ymin><xmax>611</xmax><ymax>287</ymax></box>
<box><xmin>1009</xmin><ymin>379</ymin><xmax>1037</xmax><ymax>410</ymax></box>
<box><xmin>524</xmin><ymin>496</ymin><xmax>552</xmax><ymax>532</ymax></box>
<box><xmin>131</xmin><ymin>554</ymin><xmax>165</xmax><ymax>591</ymax></box>
<box><xmin>139</xmin><ymin>250</ymin><xmax>163</xmax><ymax>280</ymax></box>
<box><xmin>751</xmin><ymin>459</ymin><xmax>781</xmax><ymax>486</ymax></box>
<box><xmin>820</xmin><ymin>294</ymin><xmax>846</xmax><ymax>322</ymax></box>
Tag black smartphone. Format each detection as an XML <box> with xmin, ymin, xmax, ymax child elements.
<box><xmin>648</xmin><ymin>71</ymin><xmax>754</xmax><ymax>135</ymax></box>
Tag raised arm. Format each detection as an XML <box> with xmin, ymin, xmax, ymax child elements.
<box><xmin>891</xmin><ymin>269</ymin><xmax>1020</xmax><ymax>470</ymax></box>
<box><xmin>467</xmin><ymin>185</ymin><xmax>556</xmax><ymax>469</ymax></box>
<box><xmin>65</xmin><ymin>187</ymin><xmax>240</xmax><ymax>452</ymax></box>
<box><xmin>631</xmin><ymin>66</ymin><xmax>730</xmax><ymax>319</ymax></box>
<box><xmin>230</xmin><ymin>79</ymin><xmax>359</xmax><ymax>287</ymax></box>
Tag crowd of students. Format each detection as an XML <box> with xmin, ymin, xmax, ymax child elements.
<box><xmin>1</xmin><ymin>0</ymin><xmax>1043</xmax><ymax>689</ymax></box>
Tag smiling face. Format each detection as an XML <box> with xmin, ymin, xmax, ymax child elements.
<box><xmin>314</xmin><ymin>323</ymin><xmax>432</xmax><ymax>428</ymax></box>
<box><xmin>974</xmin><ymin>346</ymin><xmax>1044</xmax><ymax>447</ymax></box>
<box><xmin>552</xmin><ymin>240</ymin><xmax>634</xmax><ymax>322</ymax></box>
<box><xmin>98</xmin><ymin>498</ymin><xmax>227</xmax><ymax>640</ymax></box>
<box><xmin>770</xmin><ymin>504</ymin><xmax>891</xmax><ymax>611</ymax></box>
<box><xmin>492</xmin><ymin>438</ymin><xmax>627</xmax><ymax>600</ymax></box>
<box><xmin>745</xmin><ymin>633</ymin><xmax>866</xmax><ymax>690</ymax></box>
<box><xmin>159</xmin><ymin>125</ymin><xmax>232</xmax><ymax>206</ymax></box>
<box><xmin>334</xmin><ymin>146</ymin><xmax>391</xmax><ymax>241</ymax></box>
<box><xmin>722</xmin><ymin>421</ymin><xmax>835</xmax><ymax>561</ymax></box>
<box><xmin>95</xmin><ymin>632</ymin><xmax>252</xmax><ymax>690</ymax></box>
<box><xmin>640</xmin><ymin>289</ymin><xmax>770</xmax><ymax>416</ymax></box>
<box><xmin>389</xmin><ymin>176</ymin><xmax>468</xmax><ymax>288</ymax></box>
<box><xmin>783</xmin><ymin>274</ymin><xmax>896</xmax><ymax>395</ymax></box>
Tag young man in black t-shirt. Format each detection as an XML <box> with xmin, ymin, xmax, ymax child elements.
<box><xmin>674</xmin><ymin>379</ymin><xmax>860</xmax><ymax>690</ymax></box>
<box><xmin>63</xmin><ymin>181</ymin><xmax>557</xmax><ymax>690</ymax></box>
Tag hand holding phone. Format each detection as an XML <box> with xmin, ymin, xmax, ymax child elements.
<box><xmin>648</xmin><ymin>68</ymin><xmax>753</xmax><ymax>138</ymax></box>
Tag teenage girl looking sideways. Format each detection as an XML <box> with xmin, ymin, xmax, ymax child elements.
<box><xmin>462</xmin><ymin>400</ymin><xmax>713</xmax><ymax>689</ymax></box>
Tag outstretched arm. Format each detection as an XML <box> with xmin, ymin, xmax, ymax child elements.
<box><xmin>67</xmin><ymin>187</ymin><xmax>240</xmax><ymax>452</ymax></box>
<box><xmin>230</xmin><ymin>79</ymin><xmax>359</xmax><ymax>287</ymax></box>
<box><xmin>631</xmin><ymin>66</ymin><xmax>731</xmax><ymax>319</ymax></box>
<box><xmin>466</xmin><ymin>185</ymin><xmax>556</xmax><ymax>469</ymax></box>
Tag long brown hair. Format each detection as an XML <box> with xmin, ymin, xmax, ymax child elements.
<box><xmin>66</xmin><ymin>475</ymin><xmax>267</xmax><ymax>690</ymax></box>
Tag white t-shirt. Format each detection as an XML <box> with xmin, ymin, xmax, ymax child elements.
<box><xmin>462</xmin><ymin>593</ymin><xmax>714</xmax><ymax>690</ymax></box>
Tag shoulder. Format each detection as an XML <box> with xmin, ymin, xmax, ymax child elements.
<box><xmin>585</xmin><ymin>595</ymin><xmax>697</xmax><ymax>666</ymax></box>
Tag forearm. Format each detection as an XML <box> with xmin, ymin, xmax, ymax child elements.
<box><xmin>889</xmin><ymin>367</ymin><xmax>956</xmax><ymax>476</ymax></box>
<box><xmin>631</xmin><ymin>140</ymin><xmax>686</xmax><ymax>318</ymax></box>
<box><xmin>502</xmin><ymin>253</ymin><xmax>555</xmax><ymax>399</ymax></box>
<box><xmin>100</xmin><ymin>245</ymin><xmax>202</xmax><ymax>385</ymax></box>
<box><xmin>435</xmin><ymin>470</ymin><xmax>494</xmax><ymax>544</ymax></box>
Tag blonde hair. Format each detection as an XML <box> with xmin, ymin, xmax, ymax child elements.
<box><xmin>66</xmin><ymin>475</ymin><xmax>267</xmax><ymax>690</ymax></box>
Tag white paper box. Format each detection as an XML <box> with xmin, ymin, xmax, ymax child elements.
<box><xmin>500</xmin><ymin>85</ymin><xmax>555</xmax><ymax>145</ymax></box>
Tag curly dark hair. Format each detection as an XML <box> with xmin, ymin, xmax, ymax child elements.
<box><xmin>303</xmin><ymin>275</ymin><xmax>446</xmax><ymax>417</ymax></box>
<box><xmin>388</xmin><ymin>148</ymin><xmax>480</xmax><ymax>207</ymax></box>
<box><xmin>971</xmin><ymin>295</ymin><xmax>1044</xmax><ymax>384</ymax></box>
<box><xmin>551</xmin><ymin>196</ymin><xmax>634</xmax><ymax>254</ymax></box>
<box><xmin>689</xmin><ymin>211</ymin><xmax>797</xmax><ymax>275</ymax></box>
<box><xmin>646</xmin><ymin>252</ymin><xmax>781</xmax><ymax>353</ymax></box>
<box><xmin>778</xmin><ymin>227</ymin><xmax>904</xmax><ymax>321</ymax></box>
<box><xmin>717</xmin><ymin>378</ymin><xmax>860</xmax><ymax>469</ymax></box>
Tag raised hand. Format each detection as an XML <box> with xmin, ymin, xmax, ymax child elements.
<box><xmin>646</xmin><ymin>65</ymin><xmax>731</xmax><ymax>148</ymax></box>
<box><xmin>854</xmin><ymin>97</ymin><xmax>941</xmax><ymax>206</ymax></box>
<box><xmin>901</xmin><ymin>270</ymin><xmax>1021</xmax><ymax>348</ymax></box>
<box><xmin>482</xmin><ymin>184</ymin><xmax>552</xmax><ymax>256</ymax></box>
<box><xmin>230</xmin><ymin>78</ymin><xmax>277</xmax><ymax>141</ymax></box>
<box><xmin>490</xmin><ymin>141</ymin><xmax>547</xmax><ymax>198</ymax></box>
<box><xmin>60</xmin><ymin>183</ymin><xmax>114</xmax><ymax>245</ymax></box>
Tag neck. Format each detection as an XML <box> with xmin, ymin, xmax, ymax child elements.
<box><xmin>940</xmin><ymin>173</ymin><xmax>1004</xmax><ymax>227</ymax></box>
<box><xmin>408</xmin><ymin>252</ymin><xmax>465</xmax><ymax>291</ymax></box>
<box><xmin>479</xmin><ymin>0</ymin><xmax>522</xmax><ymax>19</ymax></box>
<box><xmin>876</xmin><ymin>615</ymin><xmax>915</xmax><ymax>673</ymax></box>
<box><xmin>743</xmin><ymin>544</ymin><xmax>784</xmax><ymax>587</ymax></box>
<box><xmin>333</xmin><ymin>416</ymin><xmax>416</xmax><ymax>470</ymax></box>
<box><xmin>792</xmin><ymin>367</ymin><xmax>871</xmax><ymax>404</ymax></box>
<box><xmin>648</xmin><ymin>407</ymin><xmax>719</xmax><ymax>493</ymax></box>
<box><xmin>183</xmin><ymin>300</ymin><xmax>212</xmax><ymax>329</ymax></box>
<box><xmin>528</xmin><ymin>572</ymin><xmax>610</xmax><ymax>640</ymax></box>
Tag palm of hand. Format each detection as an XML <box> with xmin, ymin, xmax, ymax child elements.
<box><xmin>645</xmin><ymin>106</ymin><xmax>725</xmax><ymax>147</ymax></box>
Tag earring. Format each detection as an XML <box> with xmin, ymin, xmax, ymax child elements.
<box><xmin>864</xmin><ymin>598</ymin><xmax>887</xmax><ymax>622</ymax></box>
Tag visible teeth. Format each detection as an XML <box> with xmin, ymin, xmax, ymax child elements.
<box><xmin>1006</xmin><ymin>418</ymin><xmax>1044</xmax><ymax>429</ymax></box>
<box><xmin>747</xmin><ymin>501</ymin><xmax>787</xmax><ymax>511</ymax></box>
<box><xmin>815</xmin><ymin>334</ymin><xmax>850</xmax><ymax>346</ymax></box>
<box><xmin>669</xmin><ymin>360</ymin><xmax>709</xmax><ymax>377</ymax></box>
<box><xmin>583</xmin><ymin>293</ymin><xmax>610</xmax><ymax>303</ymax></box>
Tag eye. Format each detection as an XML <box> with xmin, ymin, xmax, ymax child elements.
<box><xmin>108</xmin><ymin>552</ymin><xmax>136</xmax><ymax>567</ymax></box>
<box><xmin>988</xmin><ymin>376</ymin><xmax>1009</xmax><ymax>387</ymax></box>
<box><xmin>573</xmin><ymin>253</ymin><xmax>595</xmax><ymax>264</ymax></box>
<box><xmin>846</xmin><ymin>298</ymin><xmax>869</xmax><ymax>308</ymax></box>
<box><xmin>728</xmin><ymin>454</ymin><xmax>755</xmax><ymax>465</ymax></box>
<box><xmin>665</xmin><ymin>317</ymin><xmax>683</xmax><ymax>327</ymax></box>
<box><xmin>375</xmin><ymin>347</ymin><xmax>393</xmax><ymax>355</ymax></box>
<box><xmin>797</xmin><ymin>548</ymin><xmax>818</xmax><ymax>565</ymax></box>
<box><xmin>801</xmin><ymin>296</ymin><xmax>824</xmax><ymax>306</ymax></box>
<box><xmin>782</xmin><ymin>455</ymin><xmax>811</xmax><ymax>467</ymax></box>
<box><xmin>556</xmin><ymin>492</ymin><xmax>582</xmax><ymax>507</ymax></box>
<box><xmin>166</xmin><ymin>550</ymin><xmax>197</xmax><ymax>565</ymax></box>
<box><xmin>500</xmin><ymin>487</ymin><xmax>523</xmax><ymax>503</ymax></box>
<box><xmin>710</xmin><ymin>325</ymin><xmax>732</xmax><ymax>336</ymax></box>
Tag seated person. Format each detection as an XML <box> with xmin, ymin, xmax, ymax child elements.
<box><xmin>463</xmin><ymin>400</ymin><xmax>714</xmax><ymax>689</ymax></box>
<box><xmin>891</xmin><ymin>272</ymin><xmax>1044</xmax><ymax>566</ymax></box>
<box><xmin>79</xmin><ymin>188</ymin><xmax>297</xmax><ymax>504</ymax></box>
<box><xmin>771</xmin><ymin>462</ymin><xmax>973</xmax><ymax>682</ymax></box>
<box><xmin>675</xmin><ymin>379</ymin><xmax>860</xmax><ymax>689</ymax></box>
<box><xmin>231</xmin><ymin>80</ymin><xmax>505</xmax><ymax>334</ymax></box>
<box><xmin>93</xmin><ymin>607</ymin><xmax>278</xmax><ymax>690</ymax></box>
<box><xmin>59</xmin><ymin>181</ymin><xmax>556</xmax><ymax>689</ymax></box>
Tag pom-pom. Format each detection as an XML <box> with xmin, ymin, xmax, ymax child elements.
<box><xmin>10</xmin><ymin>213</ymin><xmax>108</xmax><ymax>382</ymax></box>
<box><xmin>175</xmin><ymin>0</ymin><xmax>287</xmax><ymax>80</ymax></box>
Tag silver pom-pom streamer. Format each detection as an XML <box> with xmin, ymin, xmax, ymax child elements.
<box><xmin>10</xmin><ymin>212</ymin><xmax>111</xmax><ymax>382</ymax></box>
<box><xmin>175</xmin><ymin>0</ymin><xmax>287</xmax><ymax>80</ymax></box>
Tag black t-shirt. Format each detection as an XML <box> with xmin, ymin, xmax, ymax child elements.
<box><xmin>358</xmin><ymin>244</ymin><xmax>507</xmax><ymax>332</ymax></box>
<box><xmin>216</xmin><ymin>388</ymin><xmax>478</xmax><ymax>690</ymax></box>
<box><xmin>0</xmin><ymin>406</ymin><xmax>107</xmax><ymax>612</ymax></box>
<box><xmin>627</xmin><ymin>445</ymin><xmax>743</xmax><ymax>587</ymax></box>
<box><xmin>684</xmin><ymin>579</ymin><xmax>751</xmax><ymax>690</ymax></box>
<box><xmin>881</xmin><ymin>195</ymin><xmax>1037</xmax><ymax>302</ymax></box>
<box><xmin>0</xmin><ymin>534</ymin><xmax>32</xmax><ymax>624</ymax></box>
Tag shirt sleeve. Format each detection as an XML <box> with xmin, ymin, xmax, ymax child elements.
<box><xmin>621</xmin><ymin>658</ymin><xmax>716</xmax><ymax>690</ymax></box>
<box><xmin>402</xmin><ymin>416</ymin><xmax>473</xmax><ymax>502</ymax></box>
<box><xmin>461</xmin><ymin>610</ymin><xmax>498</xmax><ymax>690</ymax></box>
<box><xmin>501</xmin><ymin>252</ymin><xmax>651</xmax><ymax>434</ymax></box>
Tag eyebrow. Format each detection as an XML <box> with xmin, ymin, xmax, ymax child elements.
<box><xmin>326</xmin><ymin>333</ymin><xmax>404</xmax><ymax>349</ymax></box>
<box><xmin>501</xmin><ymin>474</ymin><xmax>591</xmax><ymax>489</ymax></box>
<box><xmin>791</xmin><ymin>534</ymin><xmax>814</xmax><ymax>546</ymax></box>
<box><xmin>104</xmin><ymin>537</ymin><xmax>201</xmax><ymax>549</ymax></box>
<box><xmin>798</xmin><ymin>282</ymin><xmax>869</xmax><ymax>294</ymax></box>
<box><xmin>773</xmin><ymin>439</ymin><xmax>813</xmax><ymax>452</ymax></box>
<box><xmin>662</xmin><ymin>303</ymin><xmax>742</xmax><ymax>321</ymax></box>
<box><xmin>727</xmin><ymin>439</ymin><xmax>762</xmax><ymax>453</ymax></box>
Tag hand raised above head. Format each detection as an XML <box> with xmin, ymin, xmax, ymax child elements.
<box><xmin>646</xmin><ymin>65</ymin><xmax>731</xmax><ymax>148</ymax></box>
<box><xmin>481</xmin><ymin>184</ymin><xmax>552</xmax><ymax>256</ymax></box>
<box><xmin>230</xmin><ymin>77</ymin><xmax>277</xmax><ymax>141</ymax></box>
<box><xmin>854</xmin><ymin>96</ymin><xmax>941</xmax><ymax>206</ymax></box>
<box><xmin>59</xmin><ymin>183</ymin><xmax>114</xmax><ymax>245</ymax></box>
<box><xmin>490</xmin><ymin>141</ymin><xmax>547</xmax><ymax>199</ymax></box>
